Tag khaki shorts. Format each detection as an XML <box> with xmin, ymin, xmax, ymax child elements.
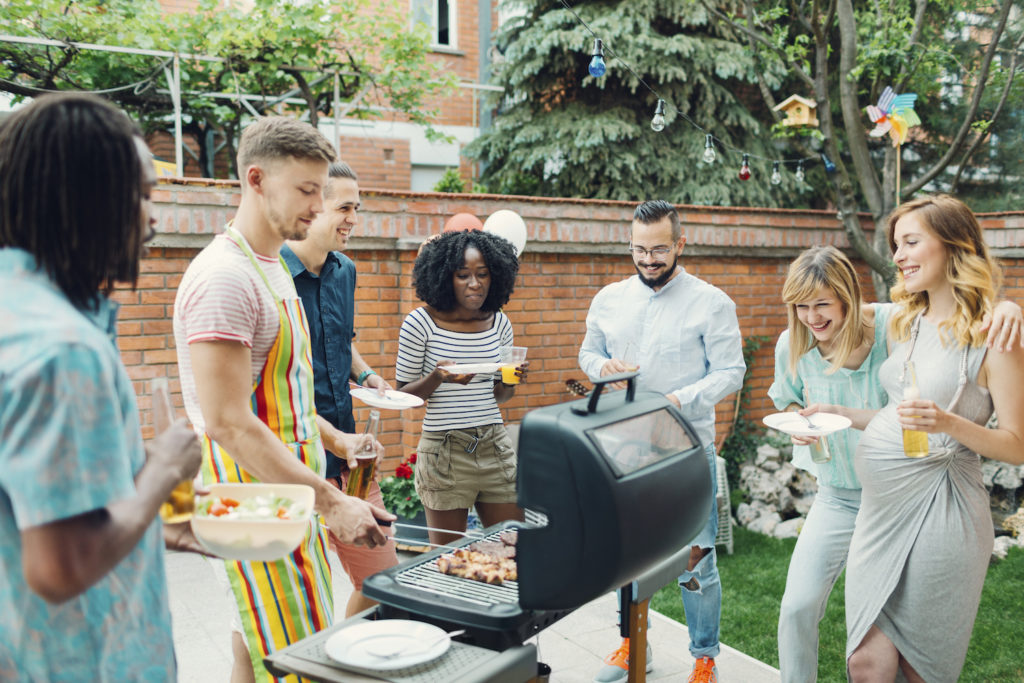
<box><xmin>415</xmin><ymin>424</ymin><xmax>517</xmax><ymax>510</ymax></box>
<box><xmin>326</xmin><ymin>476</ymin><xmax>398</xmax><ymax>591</ymax></box>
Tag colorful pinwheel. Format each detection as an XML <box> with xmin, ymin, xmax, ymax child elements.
<box><xmin>866</xmin><ymin>86</ymin><xmax>921</xmax><ymax>147</ymax></box>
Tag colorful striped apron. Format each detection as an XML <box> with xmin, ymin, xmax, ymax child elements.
<box><xmin>201</xmin><ymin>227</ymin><xmax>333</xmax><ymax>682</ymax></box>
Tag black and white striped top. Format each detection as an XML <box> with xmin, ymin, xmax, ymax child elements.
<box><xmin>395</xmin><ymin>307</ymin><xmax>513</xmax><ymax>432</ymax></box>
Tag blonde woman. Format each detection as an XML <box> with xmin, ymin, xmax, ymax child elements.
<box><xmin>770</xmin><ymin>245</ymin><xmax>1020</xmax><ymax>682</ymax></box>
<box><xmin>845</xmin><ymin>195</ymin><xmax>1024</xmax><ymax>682</ymax></box>
<box><xmin>769</xmin><ymin>246</ymin><xmax>891</xmax><ymax>683</ymax></box>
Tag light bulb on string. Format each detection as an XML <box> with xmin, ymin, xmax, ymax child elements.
<box><xmin>738</xmin><ymin>153</ymin><xmax>751</xmax><ymax>181</ymax></box>
<box><xmin>795</xmin><ymin>160</ymin><xmax>805</xmax><ymax>183</ymax></box>
<box><xmin>588</xmin><ymin>39</ymin><xmax>606</xmax><ymax>78</ymax></box>
<box><xmin>770</xmin><ymin>161</ymin><xmax>782</xmax><ymax>185</ymax></box>
<box><xmin>650</xmin><ymin>99</ymin><xmax>666</xmax><ymax>132</ymax></box>
<box><xmin>702</xmin><ymin>134</ymin><xmax>716</xmax><ymax>164</ymax></box>
<box><xmin>821</xmin><ymin>151</ymin><xmax>837</xmax><ymax>174</ymax></box>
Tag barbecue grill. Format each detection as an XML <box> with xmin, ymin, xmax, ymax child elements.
<box><xmin>266</xmin><ymin>373</ymin><xmax>712</xmax><ymax>681</ymax></box>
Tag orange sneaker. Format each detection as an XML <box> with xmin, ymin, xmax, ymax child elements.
<box><xmin>593</xmin><ymin>638</ymin><xmax>653</xmax><ymax>682</ymax></box>
<box><xmin>688</xmin><ymin>656</ymin><xmax>718</xmax><ymax>683</ymax></box>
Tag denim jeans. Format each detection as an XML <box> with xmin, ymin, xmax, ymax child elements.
<box><xmin>675</xmin><ymin>443</ymin><xmax>721</xmax><ymax>659</ymax></box>
<box><xmin>777</xmin><ymin>485</ymin><xmax>861</xmax><ymax>683</ymax></box>
<box><xmin>616</xmin><ymin>444</ymin><xmax>721</xmax><ymax>658</ymax></box>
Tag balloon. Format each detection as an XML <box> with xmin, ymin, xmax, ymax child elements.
<box><xmin>482</xmin><ymin>209</ymin><xmax>527</xmax><ymax>257</ymax></box>
<box><xmin>443</xmin><ymin>213</ymin><xmax>483</xmax><ymax>233</ymax></box>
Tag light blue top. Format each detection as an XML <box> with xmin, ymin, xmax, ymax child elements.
<box><xmin>579</xmin><ymin>268</ymin><xmax>746</xmax><ymax>448</ymax></box>
<box><xmin>768</xmin><ymin>302</ymin><xmax>892</xmax><ymax>489</ymax></box>
<box><xmin>0</xmin><ymin>249</ymin><xmax>175</xmax><ymax>682</ymax></box>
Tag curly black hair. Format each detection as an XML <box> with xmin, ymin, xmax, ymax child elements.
<box><xmin>412</xmin><ymin>230</ymin><xmax>519</xmax><ymax>312</ymax></box>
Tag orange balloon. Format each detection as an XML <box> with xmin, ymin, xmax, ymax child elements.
<box><xmin>443</xmin><ymin>213</ymin><xmax>483</xmax><ymax>232</ymax></box>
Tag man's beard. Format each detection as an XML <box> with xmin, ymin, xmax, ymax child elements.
<box><xmin>269</xmin><ymin>205</ymin><xmax>309</xmax><ymax>242</ymax></box>
<box><xmin>635</xmin><ymin>257</ymin><xmax>678</xmax><ymax>289</ymax></box>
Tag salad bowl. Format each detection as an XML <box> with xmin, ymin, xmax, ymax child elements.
<box><xmin>190</xmin><ymin>483</ymin><xmax>316</xmax><ymax>561</ymax></box>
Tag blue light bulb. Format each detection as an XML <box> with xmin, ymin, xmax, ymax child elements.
<box><xmin>588</xmin><ymin>38</ymin><xmax>606</xmax><ymax>78</ymax></box>
<box><xmin>821</xmin><ymin>152</ymin><xmax>837</xmax><ymax>174</ymax></box>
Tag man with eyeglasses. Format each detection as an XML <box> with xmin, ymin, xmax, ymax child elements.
<box><xmin>579</xmin><ymin>199</ymin><xmax>745</xmax><ymax>683</ymax></box>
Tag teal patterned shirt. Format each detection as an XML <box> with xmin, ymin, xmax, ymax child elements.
<box><xmin>0</xmin><ymin>249</ymin><xmax>175</xmax><ymax>682</ymax></box>
<box><xmin>768</xmin><ymin>303</ymin><xmax>892</xmax><ymax>490</ymax></box>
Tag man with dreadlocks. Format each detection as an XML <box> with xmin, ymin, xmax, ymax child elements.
<box><xmin>0</xmin><ymin>93</ymin><xmax>202</xmax><ymax>680</ymax></box>
<box><xmin>395</xmin><ymin>229</ymin><xmax>527</xmax><ymax>547</ymax></box>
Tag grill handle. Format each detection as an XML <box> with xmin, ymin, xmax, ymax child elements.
<box><xmin>572</xmin><ymin>370</ymin><xmax>638</xmax><ymax>416</ymax></box>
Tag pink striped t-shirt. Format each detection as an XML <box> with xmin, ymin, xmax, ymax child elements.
<box><xmin>173</xmin><ymin>231</ymin><xmax>298</xmax><ymax>432</ymax></box>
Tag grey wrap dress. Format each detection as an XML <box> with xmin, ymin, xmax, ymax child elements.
<box><xmin>845</xmin><ymin>316</ymin><xmax>994</xmax><ymax>682</ymax></box>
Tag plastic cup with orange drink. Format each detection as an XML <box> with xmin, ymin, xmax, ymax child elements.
<box><xmin>500</xmin><ymin>346</ymin><xmax>528</xmax><ymax>384</ymax></box>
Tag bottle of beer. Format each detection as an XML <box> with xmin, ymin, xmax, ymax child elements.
<box><xmin>902</xmin><ymin>361</ymin><xmax>929</xmax><ymax>458</ymax></box>
<box><xmin>346</xmin><ymin>410</ymin><xmax>380</xmax><ymax>499</ymax></box>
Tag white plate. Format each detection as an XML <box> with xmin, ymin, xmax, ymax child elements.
<box><xmin>763</xmin><ymin>411</ymin><xmax>852</xmax><ymax>437</ymax></box>
<box><xmin>350</xmin><ymin>388</ymin><xmax>424</xmax><ymax>410</ymax></box>
<box><xmin>441</xmin><ymin>362</ymin><xmax>503</xmax><ymax>374</ymax></box>
<box><xmin>324</xmin><ymin>620</ymin><xmax>450</xmax><ymax>671</ymax></box>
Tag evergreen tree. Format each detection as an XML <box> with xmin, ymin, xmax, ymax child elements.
<box><xmin>466</xmin><ymin>0</ymin><xmax>802</xmax><ymax>206</ymax></box>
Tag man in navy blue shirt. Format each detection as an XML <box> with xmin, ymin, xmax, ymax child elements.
<box><xmin>282</xmin><ymin>161</ymin><xmax>397</xmax><ymax>616</ymax></box>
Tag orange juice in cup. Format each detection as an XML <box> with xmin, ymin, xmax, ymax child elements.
<box><xmin>500</xmin><ymin>346</ymin><xmax>528</xmax><ymax>384</ymax></box>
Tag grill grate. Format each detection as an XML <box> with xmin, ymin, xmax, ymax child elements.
<box><xmin>394</xmin><ymin>558</ymin><xmax>518</xmax><ymax>607</ymax></box>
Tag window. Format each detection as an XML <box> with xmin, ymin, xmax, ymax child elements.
<box><xmin>412</xmin><ymin>0</ymin><xmax>456</xmax><ymax>48</ymax></box>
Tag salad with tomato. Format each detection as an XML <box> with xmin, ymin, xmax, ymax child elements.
<box><xmin>196</xmin><ymin>493</ymin><xmax>307</xmax><ymax>521</ymax></box>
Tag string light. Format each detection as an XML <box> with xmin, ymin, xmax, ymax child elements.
<box><xmin>702</xmin><ymin>134</ymin><xmax>716</xmax><ymax>164</ymax></box>
<box><xmin>738</xmin><ymin>153</ymin><xmax>751</xmax><ymax>181</ymax></box>
<box><xmin>564</xmin><ymin>0</ymin><xmax>823</xmax><ymax>187</ymax></box>
<box><xmin>651</xmin><ymin>99</ymin><xmax>666</xmax><ymax>132</ymax></box>
<box><xmin>588</xmin><ymin>38</ymin><xmax>606</xmax><ymax>78</ymax></box>
<box><xmin>821</xmin><ymin>152</ymin><xmax>837</xmax><ymax>174</ymax></box>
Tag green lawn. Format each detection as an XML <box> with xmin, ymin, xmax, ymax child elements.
<box><xmin>650</xmin><ymin>527</ymin><xmax>1024</xmax><ymax>682</ymax></box>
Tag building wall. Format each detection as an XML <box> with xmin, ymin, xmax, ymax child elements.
<box><xmin>125</xmin><ymin>181</ymin><xmax>1024</xmax><ymax>473</ymax></box>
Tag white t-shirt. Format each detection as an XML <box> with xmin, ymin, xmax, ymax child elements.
<box><xmin>173</xmin><ymin>231</ymin><xmax>298</xmax><ymax>432</ymax></box>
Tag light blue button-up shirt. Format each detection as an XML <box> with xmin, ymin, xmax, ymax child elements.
<box><xmin>579</xmin><ymin>267</ymin><xmax>746</xmax><ymax>448</ymax></box>
<box><xmin>0</xmin><ymin>248</ymin><xmax>175</xmax><ymax>682</ymax></box>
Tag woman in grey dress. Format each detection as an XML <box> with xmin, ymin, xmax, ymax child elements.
<box><xmin>844</xmin><ymin>195</ymin><xmax>1024</xmax><ymax>682</ymax></box>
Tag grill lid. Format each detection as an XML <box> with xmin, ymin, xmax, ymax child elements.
<box><xmin>515</xmin><ymin>374</ymin><xmax>711</xmax><ymax>610</ymax></box>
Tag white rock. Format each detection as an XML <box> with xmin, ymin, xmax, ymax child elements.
<box><xmin>793</xmin><ymin>492</ymin><xmax>817</xmax><ymax>516</ymax></box>
<box><xmin>791</xmin><ymin>470</ymin><xmax>819</xmax><ymax>496</ymax></box>
<box><xmin>736</xmin><ymin>502</ymin><xmax>757</xmax><ymax>526</ymax></box>
<box><xmin>777</xmin><ymin>488</ymin><xmax>794</xmax><ymax>515</ymax></box>
<box><xmin>994</xmin><ymin>464</ymin><xmax>1023</xmax><ymax>490</ymax></box>
<box><xmin>774</xmin><ymin>517</ymin><xmax>803</xmax><ymax>539</ymax></box>
<box><xmin>755</xmin><ymin>443</ymin><xmax>781</xmax><ymax>466</ymax></box>
<box><xmin>993</xmin><ymin>535</ymin><xmax>1016</xmax><ymax>560</ymax></box>
<box><xmin>760</xmin><ymin>459</ymin><xmax>781</xmax><ymax>472</ymax></box>
<box><xmin>981</xmin><ymin>460</ymin><xmax>1000</xmax><ymax>488</ymax></box>
<box><xmin>747</xmin><ymin>512</ymin><xmax>781</xmax><ymax>536</ymax></box>
<box><xmin>774</xmin><ymin>462</ymin><xmax>797</xmax><ymax>487</ymax></box>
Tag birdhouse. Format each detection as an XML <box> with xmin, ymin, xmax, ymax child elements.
<box><xmin>773</xmin><ymin>95</ymin><xmax>819</xmax><ymax>128</ymax></box>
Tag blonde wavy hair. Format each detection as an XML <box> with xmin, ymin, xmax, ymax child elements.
<box><xmin>887</xmin><ymin>195</ymin><xmax>1000</xmax><ymax>347</ymax></box>
<box><xmin>782</xmin><ymin>246</ymin><xmax>866</xmax><ymax>376</ymax></box>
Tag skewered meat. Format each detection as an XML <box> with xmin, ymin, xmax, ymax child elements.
<box><xmin>436</xmin><ymin>539</ymin><xmax>518</xmax><ymax>585</ymax></box>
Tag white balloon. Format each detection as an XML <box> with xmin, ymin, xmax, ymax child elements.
<box><xmin>483</xmin><ymin>209</ymin><xmax>527</xmax><ymax>257</ymax></box>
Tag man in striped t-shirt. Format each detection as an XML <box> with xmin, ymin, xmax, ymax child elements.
<box><xmin>173</xmin><ymin>116</ymin><xmax>392</xmax><ymax>681</ymax></box>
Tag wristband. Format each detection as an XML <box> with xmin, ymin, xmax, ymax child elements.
<box><xmin>357</xmin><ymin>369</ymin><xmax>377</xmax><ymax>385</ymax></box>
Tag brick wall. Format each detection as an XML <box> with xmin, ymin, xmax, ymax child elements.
<box><xmin>125</xmin><ymin>182</ymin><xmax>1024</xmax><ymax>473</ymax></box>
<box><xmin>335</xmin><ymin>137</ymin><xmax>412</xmax><ymax>191</ymax></box>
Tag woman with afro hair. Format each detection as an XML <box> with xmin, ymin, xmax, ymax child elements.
<box><xmin>395</xmin><ymin>229</ymin><xmax>526</xmax><ymax>545</ymax></box>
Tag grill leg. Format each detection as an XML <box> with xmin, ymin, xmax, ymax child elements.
<box><xmin>627</xmin><ymin>598</ymin><xmax>650</xmax><ymax>683</ymax></box>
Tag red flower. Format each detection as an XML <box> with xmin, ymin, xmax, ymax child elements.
<box><xmin>395</xmin><ymin>462</ymin><xmax>413</xmax><ymax>479</ymax></box>
<box><xmin>409</xmin><ymin>452</ymin><xmax>417</xmax><ymax>464</ymax></box>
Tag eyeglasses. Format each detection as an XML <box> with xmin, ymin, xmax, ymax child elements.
<box><xmin>628</xmin><ymin>245</ymin><xmax>673</xmax><ymax>259</ymax></box>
